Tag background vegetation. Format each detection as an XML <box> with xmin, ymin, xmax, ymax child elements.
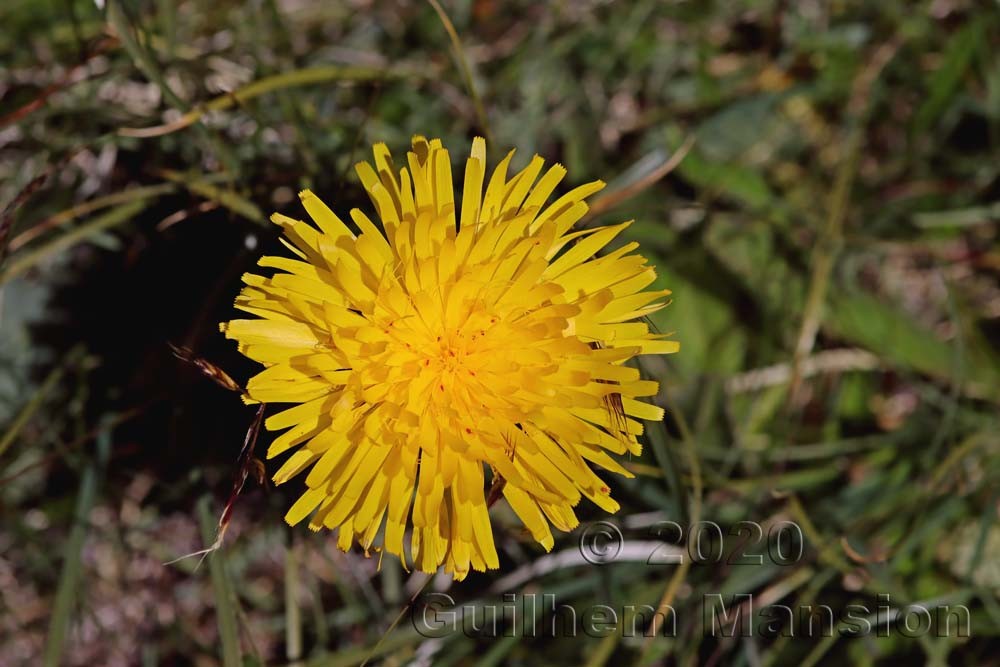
<box><xmin>2</xmin><ymin>0</ymin><xmax>999</xmax><ymax>665</ymax></box>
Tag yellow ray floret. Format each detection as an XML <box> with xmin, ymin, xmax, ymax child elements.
<box><xmin>221</xmin><ymin>136</ymin><xmax>678</xmax><ymax>580</ymax></box>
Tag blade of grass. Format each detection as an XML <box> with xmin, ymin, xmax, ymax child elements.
<box><xmin>643</xmin><ymin>415</ymin><xmax>685</xmax><ymax>523</ymax></box>
<box><xmin>0</xmin><ymin>346</ymin><xmax>84</xmax><ymax>461</ymax></box>
<box><xmin>798</xmin><ymin>627</ymin><xmax>840</xmax><ymax>667</ymax></box>
<box><xmin>309</xmin><ymin>573</ymin><xmax>330</xmax><ymax>651</ymax></box>
<box><xmin>639</xmin><ymin>382</ymin><xmax>702</xmax><ymax>662</ymax></box>
<box><xmin>426</xmin><ymin>0</ymin><xmax>491</xmax><ymax>142</ymax></box>
<box><xmin>157</xmin><ymin>169</ymin><xmax>266</xmax><ymax>226</ymax></box>
<box><xmin>928</xmin><ymin>430</ymin><xmax>992</xmax><ymax>490</ymax></box>
<box><xmin>0</xmin><ymin>174</ymin><xmax>47</xmax><ymax>265</ymax></box>
<box><xmin>119</xmin><ymin>65</ymin><xmax>419</xmax><ymax>138</ymax></box>
<box><xmin>475</xmin><ymin>636</ymin><xmax>519</xmax><ymax>667</ymax></box>
<box><xmin>102</xmin><ymin>1</ymin><xmax>185</xmax><ymax>107</ymax></box>
<box><xmin>587</xmin><ymin>136</ymin><xmax>695</xmax><ymax>219</ymax></box>
<box><xmin>105</xmin><ymin>0</ymin><xmax>239</xmax><ymax>174</ymax></box>
<box><xmin>786</xmin><ymin>495</ymin><xmax>853</xmax><ymax>575</ymax></box>
<box><xmin>672</xmin><ymin>143</ymin><xmax>777</xmax><ymax>212</ymax></box>
<box><xmin>827</xmin><ymin>291</ymin><xmax>1000</xmax><ymax>401</ymax></box>
<box><xmin>964</xmin><ymin>487</ymin><xmax>1000</xmax><ymax>581</ymax></box>
<box><xmin>702</xmin><ymin>465</ymin><xmax>844</xmax><ymax>494</ymax></box>
<box><xmin>249</xmin><ymin>0</ymin><xmax>322</xmax><ymax>178</ymax></box>
<box><xmin>304</xmin><ymin>627</ymin><xmax>424</xmax><ymax>667</ymax></box>
<box><xmin>0</xmin><ymin>36</ymin><xmax>116</xmax><ymax>130</ymax></box>
<box><xmin>759</xmin><ymin>569</ymin><xmax>839</xmax><ymax>667</ymax></box>
<box><xmin>10</xmin><ymin>183</ymin><xmax>175</xmax><ymax>252</ymax></box>
<box><xmin>637</xmin><ymin>560</ymin><xmax>691</xmax><ymax>665</ymax></box>
<box><xmin>42</xmin><ymin>417</ymin><xmax>112</xmax><ymax>667</ymax></box>
<box><xmin>583</xmin><ymin>631</ymin><xmax>620</xmax><ymax>667</ymax></box>
<box><xmin>359</xmin><ymin>572</ymin><xmax>432</xmax><ymax>667</ymax></box>
<box><xmin>0</xmin><ymin>199</ymin><xmax>147</xmax><ymax>286</ymax></box>
<box><xmin>286</xmin><ymin>533</ymin><xmax>304</xmax><ymax>665</ymax></box>
<box><xmin>913</xmin><ymin>17</ymin><xmax>985</xmax><ymax>134</ymax></box>
<box><xmin>381</xmin><ymin>557</ymin><xmax>402</xmax><ymax>606</ymax></box>
<box><xmin>155</xmin><ymin>0</ymin><xmax>176</xmax><ymax>60</ymax></box>
<box><xmin>913</xmin><ymin>201</ymin><xmax>1000</xmax><ymax>228</ymax></box>
<box><xmin>789</xmin><ymin>40</ymin><xmax>899</xmax><ymax>398</ymax></box>
<box><xmin>726</xmin><ymin>348</ymin><xmax>881</xmax><ymax>395</ymax></box>
<box><xmin>197</xmin><ymin>495</ymin><xmax>243</xmax><ymax>667</ymax></box>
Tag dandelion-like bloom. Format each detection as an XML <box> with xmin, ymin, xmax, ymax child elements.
<box><xmin>221</xmin><ymin>137</ymin><xmax>678</xmax><ymax>579</ymax></box>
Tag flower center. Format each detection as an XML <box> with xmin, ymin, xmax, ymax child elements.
<box><xmin>416</xmin><ymin>317</ymin><xmax>498</xmax><ymax>405</ymax></box>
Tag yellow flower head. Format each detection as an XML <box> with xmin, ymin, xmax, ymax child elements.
<box><xmin>221</xmin><ymin>136</ymin><xmax>678</xmax><ymax>579</ymax></box>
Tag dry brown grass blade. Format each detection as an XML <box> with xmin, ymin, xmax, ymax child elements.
<box><xmin>165</xmin><ymin>348</ymin><xmax>265</xmax><ymax>569</ymax></box>
<box><xmin>840</xmin><ymin>536</ymin><xmax>889</xmax><ymax>564</ymax></box>
<box><xmin>10</xmin><ymin>184</ymin><xmax>176</xmax><ymax>252</ymax></box>
<box><xmin>219</xmin><ymin>403</ymin><xmax>267</xmax><ymax>533</ymax></box>
<box><xmin>165</xmin><ymin>403</ymin><xmax>266</xmax><ymax>568</ymax></box>
<box><xmin>0</xmin><ymin>174</ymin><xmax>51</xmax><ymax>267</ymax></box>
<box><xmin>168</xmin><ymin>342</ymin><xmax>244</xmax><ymax>394</ymax></box>
<box><xmin>0</xmin><ymin>149</ymin><xmax>84</xmax><ymax>269</ymax></box>
<box><xmin>486</xmin><ymin>474</ymin><xmax>507</xmax><ymax>508</ymax></box>
<box><xmin>0</xmin><ymin>36</ymin><xmax>118</xmax><ymax>130</ymax></box>
<box><xmin>587</xmin><ymin>136</ymin><xmax>695</xmax><ymax>218</ymax></box>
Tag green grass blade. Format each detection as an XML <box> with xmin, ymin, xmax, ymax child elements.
<box><xmin>0</xmin><ymin>200</ymin><xmax>147</xmax><ymax>286</ymax></box>
<box><xmin>43</xmin><ymin>419</ymin><xmax>112</xmax><ymax>667</ymax></box>
<box><xmin>197</xmin><ymin>496</ymin><xmax>243</xmax><ymax>667</ymax></box>
<box><xmin>913</xmin><ymin>18</ymin><xmax>986</xmax><ymax>134</ymax></box>
<box><xmin>285</xmin><ymin>533</ymin><xmax>304</xmax><ymax>664</ymax></box>
<box><xmin>0</xmin><ymin>347</ymin><xmax>81</xmax><ymax>460</ymax></box>
<box><xmin>159</xmin><ymin>169</ymin><xmax>266</xmax><ymax>226</ymax></box>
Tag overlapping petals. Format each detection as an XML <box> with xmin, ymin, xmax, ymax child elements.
<box><xmin>221</xmin><ymin>136</ymin><xmax>678</xmax><ymax>579</ymax></box>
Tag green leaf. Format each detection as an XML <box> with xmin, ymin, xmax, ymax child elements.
<box><xmin>828</xmin><ymin>291</ymin><xmax>1000</xmax><ymax>401</ymax></box>
<box><xmin>913</xmin><ymin>18</ymin><xmax>986</xmax><ymax>134</ymax></box>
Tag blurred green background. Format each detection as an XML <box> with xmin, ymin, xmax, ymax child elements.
<box><xmin>2</xmin><ymin>0</ymin><xmax>999</xmax><ymax>665</ymax></box>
